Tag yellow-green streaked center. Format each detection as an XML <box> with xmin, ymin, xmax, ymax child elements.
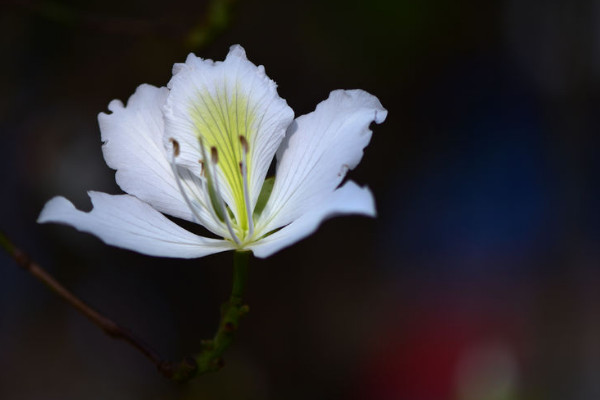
<box><xmin>188</xmin><ymin>82</ymin><xmax>256</xmax><ymax>234</ymax></box>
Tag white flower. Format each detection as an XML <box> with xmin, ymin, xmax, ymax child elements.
<box><xmin>38</xmin><ymin>45</ymin><xmax>387</xmax><ymax>258</ymax></box>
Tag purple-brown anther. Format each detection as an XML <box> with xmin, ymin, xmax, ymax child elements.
<box><xmin>169</xmin><ymin>138</ymin><xmax>181</xmax><ymax>157</ymax></box>
<box><xmin>239</xmin><ymin>135</ymin><xmax>249</xmax><ymax>153</ymax></box>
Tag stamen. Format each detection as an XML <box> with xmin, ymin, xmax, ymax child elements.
<box><xmin>168</xmin><ymin>138</ymin><xmax>206</xmax><ymax>225</ymax></box>
<box><xmin>169</xmin><ymin>138</ymin><xmax>180</xmax><ymax>157</ymax></box>
<box><xmin>239</xmin><ymin>135</ymin><xmax>254</xmax><ymax>237</ymax></box>
<box><xmin>197</xmin><ymin>137</ymin><xmax>227</xmax><ymax>225</ymax></box>
<box><xmin>239</xmin><ymin>135</ymin><xmax>249</xmax><ymax>153</ymax></box>
<box><xmin>210</xmin><ymin>147</ymin><xmax>241</xmax><ymax>245</ymax></box>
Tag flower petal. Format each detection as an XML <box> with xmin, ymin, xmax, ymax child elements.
<box><xmin>100</xmin><ymin>84</ymin><xmax>224</xmax><ymax>235</ymax></box>
<box><xmin>249</xmin><ymin>181</ymin><xmax>375</xmax><ymax>258</ymax></box>
<box><xmin>257</xmin><ymin>89</ymin><xmax>387</xmax><ymax>233</ymax></box>
<box><xmin>38</xmin><ymin>192</ymin><xmax>233</xmax><ymax>258</ymax></box>
<box><xmin>99</xmin><ymin>85</ymin><xmax>188</xmax><ymax>220</ymax></box>
<box><xmin>163</xmin><ymin>45</ymin><xmax>294</xmax><ymax>229</ymax></box>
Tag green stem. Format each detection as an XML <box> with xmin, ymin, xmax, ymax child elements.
<box><xmin>231</xmin><ymin>250</ymin><xmax>248</xmax><ymax>300</ymax></box>
<box><xmin>167</xmin><ymin>250</ymin><xmax>250</xmax><ymax>381</ymax></box>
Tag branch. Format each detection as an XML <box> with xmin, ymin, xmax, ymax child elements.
<box><xmin>0</xmin><ymin>231</ymin><xmax>166</xmax><ymax>366</ymax></box>
<box><xmin>0</xmin><ymin>230</ymin><xmax>249</xmax><ymax>382</ymax></box>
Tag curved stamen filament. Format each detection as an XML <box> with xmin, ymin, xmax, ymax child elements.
<box><xmin>239</xmin><ymin>135</ymin><xmax>254</xmax><ymax>238</ymax></box>
<box><xmin>210</xmin><ymin>147</ymin><xmax>241</xmax><ymax>246</ymax></box>
<box><xmin>197</xmin><ymin>137</ymin><xmax>227</xmax><ymax>226</ymax></box>
<box><xmin>168</xmin><ymin>138</ymin><xmax>209</xmax><ymax>226</ymax></box>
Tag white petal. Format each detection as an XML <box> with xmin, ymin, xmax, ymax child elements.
<box><xmin>257</xmin><ymin>89</ymin><xmax>387</xmax><ymax>233</ymax></box>
<box><xmin>163</xmin><ymin>45</ymin><xmax>294</xmax><ymax>226</ymax></box>
<box><xmin>99</xmin><ymin>84</ymin><xmax>192</xmax><ymax>222</ymax></box>
<box><xmin>38</xmin><ymin>192</ymin><xmax>233</xmax><ymax>258</ymax></box>
<box><xmin>249</xmin><ymin>181</ymin><xmax>375</xmax><ymax>258</ymax></box>
<box><xmin>100</xmin><ymin>84</ymin><xmax>223</xmax><ymax>236</ymax></box>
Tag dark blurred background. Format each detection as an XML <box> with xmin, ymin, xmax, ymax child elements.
<box><xmin>1</xmin><ymin>0</ymin><xmax>600</xmax><ymax>399</ymax></box>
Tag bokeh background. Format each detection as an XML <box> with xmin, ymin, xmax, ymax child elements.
<box><xmin>2</xmin><ymin>0</ymin><xmax>600</xmax><ymax>399</ymax></box>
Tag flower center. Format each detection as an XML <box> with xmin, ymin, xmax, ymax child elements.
<box><xmin>168</xmin><ymin>134</ymin><xmax>254</xmax><ymax>247</ymax></box>
<box><xmin>203</xmin><ymin>136</ymin><xmax>255</xmax><ymax>244</ymax></box>
<box><xmin>188</xmin><ymin>85</ymin><xmax>256</xmax><ymax>233</ymax></box>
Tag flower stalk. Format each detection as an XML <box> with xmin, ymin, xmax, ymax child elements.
<box><xmin>194</xmin><ymin>250</ymin><xmax>249</xmax><ymax>376</ymax></box>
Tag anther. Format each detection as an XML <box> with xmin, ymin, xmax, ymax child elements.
<box><xmin>239</xmin><ymin>135</ymin><xmax>249</xmax><ymax>153</ymax></box>
<box><xmin>208</xmin><ymin>149</ymin><xmax>241</xmax><ymax>245</ymax></box>
<box><xmin>198</xmin><ymin>160</ymin><xmax>205</xmax><ymax>176</ymax></box>
<box><xmin>168</xmin><ymin>141</ymin><xmax>206</xmax><ymax>226</ymax></box>
<box><xmin>196</xmin><ymin>137</ymin><xmax>227</xmax><ymax>227</ymax></box>
<box><xmin>169</xmin><ymin>138</ymin><xmax>180</xmax><ymax>157</ymax></box>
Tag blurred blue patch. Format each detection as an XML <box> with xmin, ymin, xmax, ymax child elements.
<box><xmin>382</xmin><ymin>56</ymin><xmax>559</xmax><ymax>276</ymax></box>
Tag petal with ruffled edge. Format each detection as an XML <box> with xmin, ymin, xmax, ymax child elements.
<box><xmin>256</xmin><ymin>89</ymin><xmax>387</xmax><ymax>234</ymax></box>
<box><xmin>38</xmin><ymin>192</ymin><xmax>233</xmax><ymax>258</ymax></box>
<box><xmin>163</xmin><ymin>45</ymin><xmax>294</xmax><ymax>230</ymax></box>
<box><xmin>99</xmin><ymin>84</ymin><xmax>224</xmax><ymax>235</ymax></box>
<box><xmin>249</xmin><ymin>181</ymin><xmax>375</xmax><ymax>258</ymax></box>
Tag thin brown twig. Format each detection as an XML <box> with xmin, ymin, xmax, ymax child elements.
<box><xmin>0</xmin><ymin>231</ymin><xmax>164</xmax><ymax>366</ymax></box>
<box><xmin>0</xmin><ymin>230</ymin><xmax>248</xmax><ymax>382</ymax></box>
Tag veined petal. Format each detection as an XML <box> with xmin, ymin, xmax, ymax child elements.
<box><xmin>163</xmin><ymin>45</ymin><xmax>294</xmax><ymax>230</ymax></box>
<box><xmin>99</xmin><ymin>84</ymin><xmax>186</xmax><ymax>218</ymax></box>
<box><xmin>38</xmin><ymin>192</ymin><xmax>233</xmax><ymax>258</ymax></box>
<box><xmin>257</xmin><ymin>89</ymin><xmax>387</xmax><ymax>233</ymax></box>
<box><xmin>99</xmin><ymin>84</ymin><xmax>223</xmax><ymax>235</ymax></box>
<box><xmin>249</xmin><ymin>181</ymin><xmax>376</xmax><ymax>258</ymax></box>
